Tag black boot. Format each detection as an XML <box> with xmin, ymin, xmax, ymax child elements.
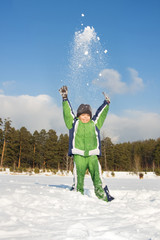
<box><xmin>104</xmin><ymin>185</ymin><xmax>114</xmax><ymax>202</ymax></box>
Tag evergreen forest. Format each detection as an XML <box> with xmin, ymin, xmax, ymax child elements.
<box><xmin>0</xmin><ymin>117</ymin><xmax>160</xmax><ymax>174</ymax></box>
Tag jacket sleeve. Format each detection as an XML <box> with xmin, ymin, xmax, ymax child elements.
<box><xmin>63</xmin><ymin>99</ymin><xmax>75</xmax><ymax>129</ymax></box>
<box><xmin>92</xmin><ymin>100</ymin><xmax>109</xmax><ymax>130</ymax></box>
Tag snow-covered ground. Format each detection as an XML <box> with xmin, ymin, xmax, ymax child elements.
<box><xmin>0</xmin><ymin>172</ymin><xmax>160</xmax><ymax>240</ymax></box>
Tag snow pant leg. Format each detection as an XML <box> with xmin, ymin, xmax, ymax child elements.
<box><xmin>73</xmin><ymin>155</ymin><xmax>88</xmax><ymax>194</ymax></box>
<box><xmin>88</xmin><ymin>155</ymin><xmax>108</xmax><ymax>202</ymax></box>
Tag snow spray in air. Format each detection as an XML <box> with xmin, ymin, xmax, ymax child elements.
<box><xmin>67</xmin><ymin>14</ymin><xmax>108</xmax><ymax>109</ymax></box>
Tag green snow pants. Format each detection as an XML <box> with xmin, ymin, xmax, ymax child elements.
<box><xmin>74</xmin><ymin>155</ymin><xmax>108</xmax><ymax>202</ymax></box>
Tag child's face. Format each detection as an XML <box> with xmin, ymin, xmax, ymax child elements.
<box><xmin>79</xmin><ymin>113</ymin><xmax>90</xmax><ymax>123</ymax></box>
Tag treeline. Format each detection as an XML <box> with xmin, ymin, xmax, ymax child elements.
<box><xmin>0</xmin><ymin>118</ymin><xmax>160</xmax><ymax>173</ymax></box>
<box><xmin>0</xmin><ymin>118</ymin><xmax>71</xmax><ymax>171</ymax></box>
<box><xmin>100</xmin><ymin>136</ymin><xmax>160</xmax><ymax>173</ymax></box>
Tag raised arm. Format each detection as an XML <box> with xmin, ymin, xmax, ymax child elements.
<box><xmin>92</xmin><ymin>92</ymin><xmax>110</xmax><ymax>130</ymax></box>
<box><xmin>59</xmin><ymin>86</ymin><xmax>75</xmax><ymax>129</ymax></box>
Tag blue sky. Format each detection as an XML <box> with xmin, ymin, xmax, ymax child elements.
<box><xmin>0</xmin><ymin>0</ymin><xmax>160</xmax><ymax>143</ymax></box>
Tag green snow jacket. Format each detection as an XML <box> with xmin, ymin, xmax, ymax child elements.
<box><xmin>63</xmin><ymin>99</ymin><xmax>109</xmax><ymax>157</ymax></box>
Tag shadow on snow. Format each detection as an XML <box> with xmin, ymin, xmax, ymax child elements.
<box><xmin>35</xmin><ymin>182</ymin><xmax>71</xmax><ymax>190</ymax></box>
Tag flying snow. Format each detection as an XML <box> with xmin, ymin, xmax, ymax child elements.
<box><xmin>68</xmin><ymin>25</ymin><xmax>108</xmax><ymax>107</ymax></box>
<box><xmin>84</xmin><ymin>51</ymin><xmax>89</xmax><ymax>55</ymax></box>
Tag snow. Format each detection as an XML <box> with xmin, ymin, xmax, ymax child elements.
<box><xmin>67</xmin><ymin>18</ymin><xmax>111</xmax><ymax>108</ymax></box>
<box><xmin>1</xmin><ymin>172</ymin><xmax>160</xmax><ymax>240</ymax></box>
<box><xmin>68</xmin><ymin>24</ymin><xmax>108</xmax><ymax>107</ymax></box>
<box><xmin>75</xmin><ymin>26</ymin><xmax>97</xmax><ymax>46</ymax></box>
<box><xmin>84</xmin><ymin>51</ymin><xmax>89</xmax><ymax>55</ymax></box>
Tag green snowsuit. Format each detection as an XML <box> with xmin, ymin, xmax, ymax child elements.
<box><xmin>62</xmin><ymin>98</ymin><xmax>109</xmax><ymax>201</ymax></box>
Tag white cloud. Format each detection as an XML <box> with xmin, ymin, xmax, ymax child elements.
<box><xmin>0</xmin><ymin>94</ymin><xmax>66</xmax><ymax>135</ymax></box>
<box><xmin>102</xmin><ymin>110</ymin><xmax>160</xmax><ymax>143</ymax></box>
<box><xmin>92</xmin><ymin>68</ymin><xmax>144</xmax><ymax>95</ymax></box>
<box><xmin>93</xmin><ymin>69</ymin><xmax>127</xmax><ymax>94</ymax></box>
<box><xmin>0</xmin><ymin>94</ymin><xmax>160</xmax><ymax>143</ymax></box>
<box><xmin>128</xmin><ymin>68</ymin><xmax>144</xmax><ymax>93</ymax></box>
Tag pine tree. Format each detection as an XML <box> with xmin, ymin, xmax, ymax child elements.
<box><xmin>38</xmin><ymin>129</ymin><xmax>47</xmax><ymax>169</ymax></box>
<box><xmin>58</xmin><ymin>134</ymin><xmax>72</xmax><ymax>171</ymax></box>
<box><xmin>0</xmin><ymin>118</ymin><xmax>12</xmax><ymax>167</ymax></box>
<box><xmin>4</xmin><ymin>128</ymin><xmax>20</xmax><ymax>168</ymax></box>
<box><xmin>45</xmin><ymin>129</ymin><xmax>58</xmax><ymax>169</ymax></box>
<box><xmin>18</xmin><ymin>127</ymin><xmax>33</xmax><ymax>168</ymax></box>
<box><xmin>0</xmin><ymin>118</ymin><xmax>3</xmax><ymax>162</ymax></box>
<box><xmin>153</xmin><ymin>138</ymin><xmax>160</xmax><ymax>169</ymax></box>
<box><xmin>101</xmin><ymin>137</ymin><xmax>114</xmax><ymax>171</ymax></box>
<box><xmin>141</xmin><ymin>139</ymin><xmax>156</xmax><ymax>171</ymax></box>
<box><xmin>33</xmin><ymin>130</ymin><xmax>39</xmax><ymax>168</ymax></box>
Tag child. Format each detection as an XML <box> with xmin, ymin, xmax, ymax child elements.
<box><xmin>59</xmin><ymin>86</ymin><xmax>114</xmax><ymax>202</ymax></box>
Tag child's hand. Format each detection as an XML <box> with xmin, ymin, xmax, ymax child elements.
<box><xmin>59</xmin><ymin>86</ymin><xmax>68</xmax><ymax>99</ymax></box>
<box><xmin>102</xmin><ymin>92</ymin><xmax>110</xmax><ymax>104</ymax></box>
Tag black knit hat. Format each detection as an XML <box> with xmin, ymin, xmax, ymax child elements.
<box><xmin>77</xmin><ymin>104</ymin><xmax>92</xmax><ymax>119</ymax></box>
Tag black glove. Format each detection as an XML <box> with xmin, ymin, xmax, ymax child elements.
<box><xmin>59</xmin><ymin>86</ymin><xmax>68</xmax><ymax>99</ymax></box>
<box><xmin>102</xmin><ymin>92</ymin><xmax>110</xmax><ymax>104</ymax></box>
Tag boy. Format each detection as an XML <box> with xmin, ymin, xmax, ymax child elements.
<box><xmin>59</xmin><ymin>86</ymin><xmax>114</xmax><ymax>202</ymax></box>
